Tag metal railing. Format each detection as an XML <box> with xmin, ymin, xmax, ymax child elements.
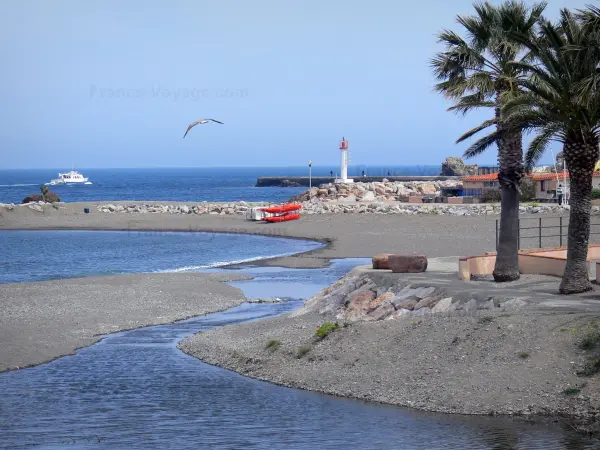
<box><xmin>495</xmin><ymin>216</ymin><xmax>600</xmax><ymax>250</ymax></box>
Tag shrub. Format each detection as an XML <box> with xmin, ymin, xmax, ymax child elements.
<box><xmin>592</xmin><ymin>189</ymin><xmax>600</xmax><ymax>200</ymax></box>
<box><xmin>518</xmin><ymin>351</ymin><xmax>530</xmax><ymax>359</ymax></box>
<box><xmin>578</xmin><ymin>358</ymin><xmax>600</xmax><ymax>377</ymax></box>
<box><xmin>265</xmin><ymin>339</ymin><xmax>281</xmax><ymax>351</ymax></box>
<box><xmin>315</xmin><ymin>322</ymin><xmax>339</xmax><ymax>339</ymax></box>
<box><xmin>562</xmin><ymin>385</ymin><xmax>585</xmax><ymax>396</ymax></box>
<box><xmin>296</xmin><ymin>345</ymin><xmax>311</xmax><ymax>359</ymax></box>
<box><xmin>519</xmin><ymin>178</ymin><xmax>536</xmax><ymax>202</ymax></box>
<box><xmin>580</xmin><ymin>329</ymin><xmax>600</xmax><ymax>350</ymax></box>
<box><xmin>22</xmin><ymin>185</ymin><xmax>61</xmax><ymax>204</ymax></box>
<box><xmin>481</xmin><ymin>189</ymin><xmax>501</xmax><ymax>203</ymax></box>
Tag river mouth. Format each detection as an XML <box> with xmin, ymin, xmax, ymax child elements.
<box><xmin>0</xmin><ymin>232</ymin><xmax>597</xmax><ymax>449</ymax></box>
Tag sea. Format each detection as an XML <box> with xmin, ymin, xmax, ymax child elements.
<box><xmin>0</xmin><ymin>166</ymin><xmax>440</xmax><ymax>204</ymax></box>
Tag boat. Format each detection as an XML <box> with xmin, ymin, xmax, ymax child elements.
<box><xmin>263</xmin><ymin>213</ymin><xmax>301</xmax><ymax>223</ymax></box>
<box><xmin>47</xmin><ymin>170</ymin><xmax>90</xmax><ymax>185</ymax></box>
<box><xmin>261</xmin><ymin>204</ymin><xmax>302</xmax><ymax>214</ymax></box>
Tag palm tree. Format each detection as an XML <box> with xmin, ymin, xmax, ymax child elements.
<box><xmin>503</xmin><ymin>8</ymin><xmax>600</xmax><ymax>294</ymax></box>
<box><xmin>431</xmin><ymin>1</ymin><xmax>547</xmax><ymax>282</ymax></box>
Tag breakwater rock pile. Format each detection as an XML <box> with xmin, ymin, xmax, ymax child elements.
<box><xmin>299</xmin><ymin>200</ymin><xmax>574</xmax><ymax>216</ymax></box>
<box><xmin>96</xmin><ymin>202</ymin><xmax>256</xmax><ymax>215</ymax></box>
<box><xmin>291</xmin><ymin>268</ymin><xmax>527</xmax><ymax>322</ymax></box>
<box><xmin>291</xmin><ymin>180</ymin><xmax>461</xmax><ymax>203</ymax></box>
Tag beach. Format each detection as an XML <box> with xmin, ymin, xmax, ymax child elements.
<box><xmin>0</xmin><ymin>272</ymin><xmax>250</xmax><ymax>372</ymax></box>
<box><xmin>3</xmin><ymin>200</ymin><xmax>600</xmax><ymax>426</ymax></box>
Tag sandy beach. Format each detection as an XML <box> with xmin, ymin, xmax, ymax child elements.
<box><xmin>4</xmin><ymin>200</ymin><xmax>600</xmax><ymax>427</ymax></box>
<box><xmin>0</xmin><ymin>272</ymin><xmax>250</xmax><ymax>372</ymax></box>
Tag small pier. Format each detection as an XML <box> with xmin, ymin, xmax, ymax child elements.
<box><xmin>256</xmin><ymin>176</ymin><xmax>461</xmax><ymax>188</ymax></box>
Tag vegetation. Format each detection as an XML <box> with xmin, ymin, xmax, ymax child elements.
<box><xmin>296</xmin><ymin>345</ymin><xmax>311</xmax><ymax>359</ymax></box>
<box><xmin>22</xmin><ymin>185</ymin><xmax>61</xmax><ymax>204</ymax></box>
<box><xmin>315</xmin><ymin>322</ymin><xmax>339</xmax><ymax>340</ymax></box>
<box><xmin>580</xmin><ymin>329</ymin><xmax>600</xmax><ymax>350</ymax></box>
<box><xmin>265</xmin><ymin>339</ymin><xmax>281</xmax><ymax>351</ymax></box>
<box><xmin>518</xmin><ymin>351</ymin><xmax>530</xmax><ymax>359</ymax></box>
<box><xmin>592</xmin><ymin>189</ymin><xmax>600</xmax><ymax>200</ymax></box>
<box><xmin>481</xmin><ymin>190</ymin><xmax>501</xmax><ymax>203</ymax></box>
<box><xmin>519</xmin><ymin>177</ymin><xmax>536</xmax><ymax>202</ymax></box>
<box><xmin>503</xmin><ymin>7</ymin><xmax>600</xmax><ymax>293</ymax></box>
<box><xmin>435</xmin><ymin>2</ymin><xmax>600</xmax><ymax>294</ymax></box>
<box><xmin>432</xmin><ymin>1</ymin><xmax>547</xmax><ymax>282</ymax></box>
<box><xmin>578</xmin><ymin>357</ymin><xmax>600</xmax><ymax>377</ymax></box>
<box><xmin>562</xmin><ymin>385</ymin><xmax>585</xmax><ymax>396</ymax></box>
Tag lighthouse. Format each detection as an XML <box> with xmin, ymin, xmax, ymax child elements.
<box><xmin>335</xmin><ymin>137</ymin><xmax>354</xmax><ymax>184</ymax></box>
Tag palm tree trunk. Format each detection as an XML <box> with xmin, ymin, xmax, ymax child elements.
<box><xmin>493</xmin><ymin>125</ymin><xmax>523</xmax><ymax>282</ymax></box>
<box><xmin>559</xmin><ymin>138</ymin><xmax>598</xmax><ymax>294</ymax></box>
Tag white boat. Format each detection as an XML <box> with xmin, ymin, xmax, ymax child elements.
<box><xmin>48</xmin><ymin>170</ymin><xmax>91</xmax><ymax>185</ymax></box>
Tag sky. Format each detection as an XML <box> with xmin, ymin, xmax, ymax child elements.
<box><xmin>0</xmin><ymin>0</ymin><xmax>593</xmax><ymax>169</ymax></box>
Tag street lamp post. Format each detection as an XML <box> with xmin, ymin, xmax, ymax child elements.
<box><xmin>308</xmin><ymin>160</ymin><xmax>312</xmax><ymax>190</ymax></box>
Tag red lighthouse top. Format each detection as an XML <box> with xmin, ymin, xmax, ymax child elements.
<box><xmin>339</xmin><ymin>137</ymin><xmax>348</xmax><ymax>150</ymax></box>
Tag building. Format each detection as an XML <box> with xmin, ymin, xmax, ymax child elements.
<box><xmin>460</xmin><ymin>173</ymin><xmax>499</xmax><ymax>197</ymax></box>
<box><xmin>477</xmin><ymin>166</ymin><xmax>499</xmax><ymax>176</ymax></box>
<box><xmin>461</xmin><ymin>171</ymin><xmax>600</xmax><ymax>201</ymax></box>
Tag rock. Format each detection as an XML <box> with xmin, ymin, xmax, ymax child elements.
<box><xmin>387</xmin><ymin>309</ymin><xmax>412</xmax><ymax>320</ymax></box>
<box><xmin>462</xmin><ymin>299</ymin><xmax>478</xmax><ymax>313</ymax></box>
<box><xmin>180</xmin><ymin>205</ymin><xmax>190</xmax><ymax>214</ymax></box>
<box><xmin>368</xmin><ymin>302</ymin><xmax>395</xmax><ymax>321</ymax></box>
<box><xmin>27</xmin><ymin>204</ymin><xmax>43</xmax><ymax>212</ymax></box>
<box><xmin>361</xmin><ymin>191</ymin><xmax>375</xmax><ymax>201</ymax></box>
<box><xmin>388</xmin><ymin>255</ymin><xmax>428</xmax><ymax>273</ymax></box>
<box><xmin>346</xmin><ymin>288</ymin><xmax>377</xmax><ymax>321</ymax></box>
<box><xmin>418</xmin><ymin>183</ymin><xmax>437</xmax><ymax>195</ymax></box>
<box><xmin>317</xmin><ymin>189</ymin><xmax>329</xmax><ymax>197</ymax></box>
<box><xmin>414</xmin><ymin>296</ymin><xmax>441</xmax><ymax>310</ymax></box>
<box><xmin>440</xmin><ymin>157</ymin><xmax>477</xmax><ymax>176</ymax></box>
<box><xmin>501</xmin><ymin>298</ymin><xmax>528</xmax><ymax>311</ymax></box>
<box><xmin>372</xmin><ymin>254</ymin><xmax>393</xmax><ymax>270</ymax></box>
<box><xmin>392</xmin><ymin>297</ymin><xmax>419</xmax><ymax>310</ymax></box>
<box><xmin>411</xmin><ymin>286</ymin><xmax>436</xmax><ymax>299</ymax></box>
<box><xmin>431</xmin><ymin>297</ymin><xmax>454</xmax><ymax>313</ymax></box>
<box><xmin>367</xmin><ymin>292</ymin><xmax>394</xmax><ymax>311</ymax></box>
<box><xmin>412</xmin><ymin>307</ymin><xmax>431</xmax><ymax>316</ymax></box>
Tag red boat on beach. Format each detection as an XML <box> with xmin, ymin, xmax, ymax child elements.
<box><xmin>261</xmin><ymin>204</ymin><xmax>302</xmax><ymax>214</ymax></box>
<box><xmin>263</xmin><ymin>213</ymin><xmax>301</xmax><ymax>223</ymax></box>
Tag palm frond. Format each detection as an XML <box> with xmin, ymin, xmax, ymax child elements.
<box><xmin>447</xmin><ymin>93</ymin><xmax>496</xmax><ymax>116</ymax></box>
<box><xmin>456</xmin><ymin>119</ymin><xmax>499</xmax><ymax>144</ymax></box>
<box><xmin>462</xmin><ymin>130</ymin><xmax>500</xmax><ymax>159</ymax></box>
<box><xmin>524</xmin><ymin>125</ymin><xmax>560</xmax><ymax>170</ymax></box>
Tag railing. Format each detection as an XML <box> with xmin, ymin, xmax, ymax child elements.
<box><xmin>495</xmin><ymin>215</ymin><xmax>600</xmax><ymax>250</ymax></box>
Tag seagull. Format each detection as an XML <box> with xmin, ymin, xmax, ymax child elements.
<box><xmin>182</xmin><ymin>119</ymin><xmax>224</xmax><ymax>138</ymax></box>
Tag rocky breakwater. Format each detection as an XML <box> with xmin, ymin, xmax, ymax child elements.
<box><xmin>291</xmin><ymin>179</ymin><xmax>460</xmax><ymax>204</ymax></box>
<box><xmin>96</xmin><ymin>202</ymin><xmax>259</xmax><ymax>216</ymax></box>
<box><xmin>290</xmin><ymin>267</ymin><xmax>528</xmax><ymax>323</ymax></box>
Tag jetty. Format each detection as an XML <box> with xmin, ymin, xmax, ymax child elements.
<box><xmin>256</xmin><ymin>176</ymin><xmax>461</xmax><ymax>187</ymax></box>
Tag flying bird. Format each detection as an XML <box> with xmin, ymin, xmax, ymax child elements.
<box><xmin>182</xmin><ymin>119</ymin><xmax>224</xmax><ymax>138</ymax></box>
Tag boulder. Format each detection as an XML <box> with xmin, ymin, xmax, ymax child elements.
<box><xmin>414</xmin><ymin>296</ymin><xmax>441</xmax><ymax>310</ymax></box>
<box><xmin>392</xmin><ymin>297</ymin><xmax>418</xmax><ymax>310</ymax></box>
<box><xmin>440</xmin><ymin>157</ymin><xmax>477</xmax><ymax>176</ymax></box>
<box><xmin>368</xmin><ymin>302</ymin><xmax>395</xmax><ymax>321</ymax></box>
<box><xmin>361</xmin><ymin>191</ymin><xmax>375</xmax><ymax>201</ymax></box>
<box><xmin>367</xmin><ymin>292</ymin><xmax>394</xmax><ymax>311</ymax></box>
<box><xmin>388</xmin><ymin>255</ymin><xmax>428</xmax><ymax>273</ymax></box>
<box><xmin>372</xmin><ymin>253</ymin><xmax>394</xmax><ymax>270</ymax></box>
<box><xmin>346</xmin><ymin>288</ymin><xmax>376</xmax><ymax>321</ymax></box>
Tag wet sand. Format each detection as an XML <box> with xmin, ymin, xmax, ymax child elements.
<box><xmin>0</xmin><ymin>272</ymin><xmax>250</xmax><ymax>372</ymax></box>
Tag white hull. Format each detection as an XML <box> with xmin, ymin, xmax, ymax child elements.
<box><xmin>47</xmin><ymin>170</ymin><xmax>91</xmax><ymax>185</ymax></box>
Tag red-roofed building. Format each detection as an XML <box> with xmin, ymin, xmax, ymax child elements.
<box><xmin>461</xmin><ymin>171</ymin><xmax>600</xmax><ymax>201</ymax></box>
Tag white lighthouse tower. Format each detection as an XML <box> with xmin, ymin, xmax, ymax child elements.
<box><xmin>335</xmin><ymin>137</ymin><xmax>353</xmax><ymax>184</ymax></box>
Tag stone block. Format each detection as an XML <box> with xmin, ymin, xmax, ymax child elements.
<box><xmin>388</xmin><ymin>255</ymin><xmax>428</xmax><ymax>273</ymax></box>
<box><xmin>372</xmin><ymin>254</ymin><xmax>393</xmax><ymax>270</ymax></box>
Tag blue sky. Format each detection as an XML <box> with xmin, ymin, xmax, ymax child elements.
<box><xmin>0</xmin><ymin>0</ymin><xmax>591</xmax><ymax>169</ymax></box>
